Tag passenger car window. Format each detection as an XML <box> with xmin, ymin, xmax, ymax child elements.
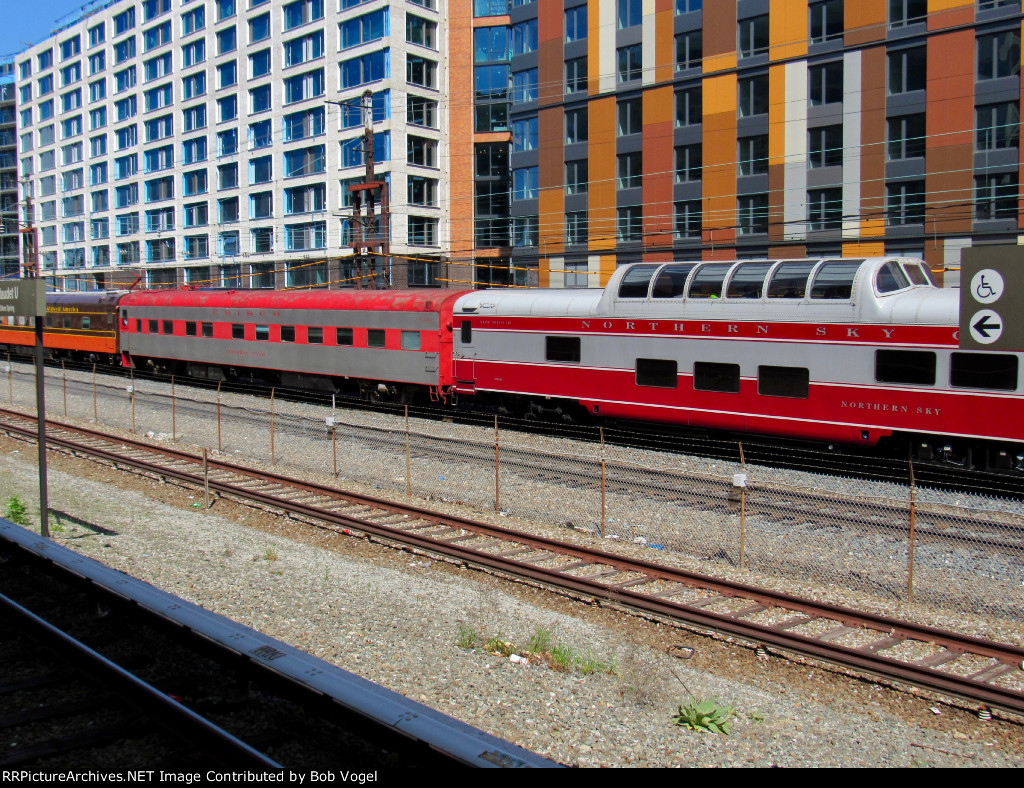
<box><xmin>231</xmin><ymin>323</ymin><xmax>244</xmax><ymax>339</ymax></box>
<box><xmin>688</xmin><ymin>265</ymin><xmax>731</xmax><ymax>299</ymax></box>
<box><xmin>401</xmin><ymin>330</ymin><xmax>421</xmax><ymax>350</ymax></box>
<box><xmin>810</xmin><ymin>260</ymin><xmax>863</xmax><ymax>299</ymax></box>
<box><xmin>255</xmin><ymin>325</ymin><xmax>269</xmax><ymax>341</ymax></box>
<box><xmin>693</xmin><ymin>362</ymin><xmax>740</xmax><ymax>392</ymax></box>
<box><xmin>766</xmin><ymin>262</ymin><xmax>816</xmax><ymax>298</ymax></box>
<box><xmin>337</xmin><ymin>327</ymin><xmax>353</xmax><ymax>346</ymax></box>
<box><xmin>758</xmin><ymin>366</ymin><xmax>809</xmax><ymax>398</ymax></box>
<box><xmin>727</xmin><ymin>263</ymin><xmax>773</xmax><ymax>298</ymax></box>
<box><xmin>636</xmin><ymin>358</ymin><xmax>677</xmax><ymax>388</ymax></box>
<box><xmin>651</xmin><ymin>264</ymin><xmax>695</xmax><ymax>298</ymax></box>
<box><xmin>876</xmin><ymin>350</ymin><xmax>935</xmax><ymax>385</ymax></box>
<box><xmin>308</xmin><ymin>327</ymin><xmax>323</xmax><ymax>344</ymax></box>
<box><xmin>950</xmin><ymin>352</ymin><xmax>1018</xmax><ymax>391</ymax></box>
<box><xmin>546</xmin><ymin>336</ymin><xmax>580</xmax><ymax>363</ymax></box>
<box><xmin>617</xmin><ymin>264</ymin><xmax>659</xmax><ymax>298</ymax></box>
<box><xmin>367</xmin><ymin>329</ymin><xmax>386</xmax><ymax>348</ymax></box>
<box><xmin>281</xmin><ymin>325</ymin><xmax>295</xmax><ymax>342</ymax></box>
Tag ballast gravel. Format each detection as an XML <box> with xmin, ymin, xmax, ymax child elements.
<box><xmin>1</xmin><ymin>438</ymin><xmax>1023</xmax><ymax>768</ymax></box>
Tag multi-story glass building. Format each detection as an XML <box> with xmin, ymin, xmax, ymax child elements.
<box><xmin>13</xmin><ymin>0</ymin><xmax>1024</xmax><ymax>291</ymax></box>
<box><xmin>0</xmin><ymin>56</ymin><xmax>17</xmax><ymax>278</ymax></box>
<box><xmin>491</xmin><ymin>0</ymin><xmax>1022</xmax><ymax>288</ymax></box>
<box><xmin>16</xmin><ymin>0</ymin><xmax>447</xmax><ymax>290</ymax></box>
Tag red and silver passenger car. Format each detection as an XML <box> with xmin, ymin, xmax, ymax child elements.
<box><xmin>452</xmin><ymin>258</ymin><xmax>1022</xmax><ymax>468</ymax></box>
<box><xmin>118</xmin><ymin>288</ymin><xmax>468</xmax><ymax>401</ymax></box>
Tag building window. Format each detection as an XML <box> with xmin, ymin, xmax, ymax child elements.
<box><xmin>512</xmin><ymin>166</ymin><xmax>539</xmax><ymax>200</ymax></box>
<box><xmin>887</xmin><ymin>114</ymin><xmax>925</xmax><ymax>159</ymax></box>
<box><xmin>739</xmin><ymin>74</ymin><xmax>769</xmax><ymax>116</ymax></box>
<box><xmin>808</xmin><ymin>125</ymin><xmax>843</xmax><ymax>168</ymax></box>
<box><xmin>409</xmin><ymin>136</ymin><xmax>438</xmax><ymax>167</ymax></box>
<box><xmin>890</xmin><ymin>0</ymin><xmax>927</xmax><ymax>27</ymax></box>
<box><xmin>143</xmin><ymin>21</ymin><xmax>172</xmax><ymax>52</ymax></box>
<box><xmin>738</xmin><ymin>194</ymin><xmax>769</xmax><ymax>234</ymax></box>
<box><xmin>511</xmin><ymin>215</ymin><xmax>538</xmax><ymax>246</ymax></box>
<box><xmin>284</xmin><ymin>146</ymin><xmax>325</xmax><ymax>177</ymax></box>
<box><xmin>340</xmin><ymin>50</ymin><xmax>388</xmax><ymax>88</ymax></box>
<box><xmin>283</xmin><ymin>0</ymin><xmax>323</xmax><ymax>30</ymax></box>
<box><xmin>975</xmin><ymin>173</ymin><xmax>1019</xmax><ymax>220</ymax></box>
<box><xmin>675</xmin><ymin>200</ymin><xmax>701</xmax><ymax>239</ymax></box>
<box><xmin>566</xmin><ymin>57</ymin><xmax>587</xmax><ymax>94</ymax></box>
<box><xmin>676</xmin><ymin>31</ymin><xmax>702</xmax><ymax>70</ymax></box>
<box><xmin>566</xmin><ymin>159</ymin><xmax>588</xmax><ymax>195</ymax></box>
<box><xmin>218</xmin><ymin>60</ymin><xmax>238</xmax><ymax>89</ymax></box>
<box><xmin>566</xmin><ymin>6</ymin><xmax>587</xmax><ymax>42</ymax></box>
<box><xmin>249</xmin><ymin>13</ymin><xmax>270</xmax><ymax>43</ymax></box>
<box><xmin>676</xmin><ymin>87</ymin><xmax>702</xmax><ymax>126</ymax></box>
<box><xmin>617</xmin><ymin>152</ymin><xmax>642</xmax><ymax>189</ymax></box>
<box><xmin>565</xmin><ymin>107</ymin><xmax>588</xmax><ymax>143</ymax></box>
<box><xmin>976</xmin><ymin>102</ymin><xmax>1020</xmax><ymax>150</ymax></box>
<box><xmin>886</xmin><ymin>180</ymin><xmax>925</xmax><ymax>225</ymax></box>
<box><xmin>407</xmin><ymin>56</ymin><xmax>437</xmax><ymax>89</ymax></box>
<box><xmin>512</xmin><ymin>69</ymin><xmax>538</xmax><ymax>103</ymax></box>
<box><xmin>407</xmin><ymin>15</ymin><xmax>436</xmax><ymax>48</ymax></box>
<box><xmin>283</xmin><ymin>31</ymin><xmax>324</xmax><ymax>67</ymax></box>
<box><xmin>807</xmin><ymin>188</ymin><xmax>843</xmax><ymax>231</ymax></box>
<box><xmin>512</xmin><ymin>117</ymin><xmax>538</xmax><ymax>152</ymax></box>
<box><xmin>978</xmin><ymin>31</ymin><xmax>1021</xmax><ymax>80</ymax></box>
<box><xmin>617</xmin><ymin>205</ymin><xmax>642</xmax><ymax>241</ymax></box>
<box><xmin>250</xmin><ymin>85</ymin><xmax>272</xmax><ymax>114</ymax></box>
<box><xmin>250</xmin><ymin>191</ymin><xmax>273</xmax><ymax>218</ymax></box>
<box><xmin>810</xmin><ymin>0</ymin><xmax>843</xmax><ymax>43</ymax></box>
<box><xmin>809</xmin><ymin>61</ymin><xmax>842</xmax><ymax>105</ymax></box>
<box><xmin>250</xmin><ymin>49</ymin><xmax>271</xmax><ymax>78</ymax></box>
<box><xmin>284</xmin><ymin>68</ymin><xmax>325</xmax><ymax>103</ymax></box>
<box><xmin>183</xmin><ymin>169</ymin><xmax>208</xmax><ymax>196</ymax></box>
<box><xmin>409</xmin><ymin>95</ymin><xmax>438</xmax><ymax>128</ymax></box>
<box><xmin>738</xmin><ymin>15</ymin><xmax>768</xmax><ymax>58</ymax></box>
<box><xmin>889</xmin><ymin>47</ymin><xmax>926</xmax><ymax>93</ymax></box>
<box><xmin>408</xmin><ymin>216</ymin><xmax>438</xmax><ymax>246</ymax></box>
<box><xmin>339</xmin><ymin>9</ymin><xmax>386</xmax><ymax>49</ymax></box>
<box><xmin>738</xmin><ymin>135</ymin><xmax>768</xmax><ymax>175</ymax></box>
<box><xmin>617</xmin><ymin>44</ymin><xmax>642</xmax><ymax>82</ymax></box>
<box><xmin>617</xmin><ymin>0</ymin><xmax>641</xmax><ymax>29</ymax></box>
<box><xmin>617</xmin><ymin>97</ymin><xmax>642</xmax><ymax>135</ymax></box>
<box><xmin>675</xmin><ymin>144</ymin><xmax>702</xmax><ymax>182</ymax></box>
<box><xmin>565</xmin><ymin>210</ymin><xmax>587</xmax><ymax>245</ymax></box>
<box><xmin>512</xmin><ymin>19</ymin><xmax>537</xmax><ymax>55</ymax></box>
<box><xmin>217</xmin><ymin>27</ymin><xmax>237</xmax><ymax>55</ymax></box>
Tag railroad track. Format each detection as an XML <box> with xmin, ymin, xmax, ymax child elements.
<box><xmin>0</xmin><ymin>517</ymin><xmax>558</xmax><ymax>769</ymax></box>
<box><xmin>1</xmin><ymin>408</ymin><xmax>1023</xmax><ymax>720</ymax></box>
<box><xmin>9</xmin><ymin>358</ymin><xmax>1023</xmax><ymax>499</ymax></box>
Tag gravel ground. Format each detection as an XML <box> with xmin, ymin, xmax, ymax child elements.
<box><xmin>1</xmin><ymin>431</ymin><xmax>1024</xmax><ymax>766</ymax></box>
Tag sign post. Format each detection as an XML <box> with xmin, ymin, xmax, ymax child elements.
<box><xmin>0</xmin><ymin>281</ymin><xmax>48</xmax><ymax>536</ymax></box>
<box><xmin>959</xmin><ymin>246</ymin><xmax>1024</xmax><ymax>352</ymax></box>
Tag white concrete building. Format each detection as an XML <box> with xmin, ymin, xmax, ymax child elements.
<box><xmin>16</xmin><ymin>0</ymin><xmax>447</xmax><ymax>290</ymax></box>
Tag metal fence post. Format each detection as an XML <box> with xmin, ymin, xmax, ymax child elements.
<box><xmin>92</xmin><ymin>363</ymin><xmax>97</xmax><ymax>423</ymax></box>
<box><xmin>203</xmin><ymin>447</ymin><xmax>210</xmax><ymax>509</ymax></box>
<box><xmin>494</xmin><ymin>415</ymin><xmax>500</xmax><ymax>513</ymax></box>
<box><xmin>129</xmin><ymin>368</ymin><xmax>136</xmax><ymax>433</ymax></box>
<box><xmin>171</xmin><ymin>374</ymin><xmax>176</xmax><ymax>441</ymax></box>
<box><xmin>908</xmin><ymin>461</ymin><xmax>917</xmax><ymax>602</ymax></box>
<box><xmin>270</xmin><ymin>387</ymin><xmax>275</xmax><ymax>465</ymax></box>
<box><xmin>405</xmin><ymin>405</ymin><xmax>411</xmax><ymax>497</ymax></box>
<box><xmin>7</xmin><ymin>352</ymin><xmax>11</xmax><ymax>404</ymax></box>
<box><xmin>62</xmin><ymin>360</ymin><xmax>67</xmax><ymax>419</ymax></box>
<box><xmin>600</xmin><ymin>426</ymin><xmax>606</xmax><ymax>539</ymax></box>
<box><xmin>739</xmin><ymin>442</ymin><xmax>747</xmax><ymax>569</ymax></box>
<box><xmin>216</xmin><ymin>380</ymin><xmax>222</xmax><ymax>452</ymax></box>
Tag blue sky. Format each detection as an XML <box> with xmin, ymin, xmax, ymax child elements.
<box><xmin>2</xmin><ymin>0</ymin><xmax>95</xmax><ymax>58</ymax></box>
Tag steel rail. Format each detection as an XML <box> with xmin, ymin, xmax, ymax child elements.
<box><xmin>2</xmin><ymin>408</ymin><xmax>1023</xmax><ymax>717</ymax></box>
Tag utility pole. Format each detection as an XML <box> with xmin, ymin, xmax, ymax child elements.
<box><xmin>21</xmin><ymin>192</ymin><xmax>38</xmax><ymax>279</ymax></box>
<box><xmin>328</xmin><ymin>91</ymin><xmax>390</xmax><ymax>289</ymax></box>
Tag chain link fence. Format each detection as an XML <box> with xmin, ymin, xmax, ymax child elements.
<box><xmin>7</xmin><ymin>361</ymin><xmax>1024</xmax><ymax>632</ymax></box>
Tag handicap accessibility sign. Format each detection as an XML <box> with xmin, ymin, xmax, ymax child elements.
<box><xmin>959</xmin><ymin>247</ymin><xmax>1024</xmax><ymax>351</ymax></box>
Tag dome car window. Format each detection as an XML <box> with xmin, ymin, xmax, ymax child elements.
<box><xmin>651</xmin><ymin>264</ymin><xmax>695</xmax><ymax>298</ymax></box>
<box><xmin>767</xmin><ymin>262</ymin><xmax>816</xmax><ymax>298</ymax></box>
<box><xmin>727</xmin><ymin>263</ymin><xmax>773</xmax><ymax>299</ymax></box>
<box><xmin>810</xmin><ymin>260</ymin><xmax>863</xmax><ymax>299</ymax></box>
<box><xmin>617</xmin><ymin>264</ymin><xmax>659</xmax><ymax>298</ymax></box>
<box><xmin>876</xmin><ymin>261</ymin><xmax>910</xmax><ymax>294</ymax></box>
<box><xmin>687</xmin><ymin>264</ymin><xmax>731</xmax><ymax>299</ymax></box>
